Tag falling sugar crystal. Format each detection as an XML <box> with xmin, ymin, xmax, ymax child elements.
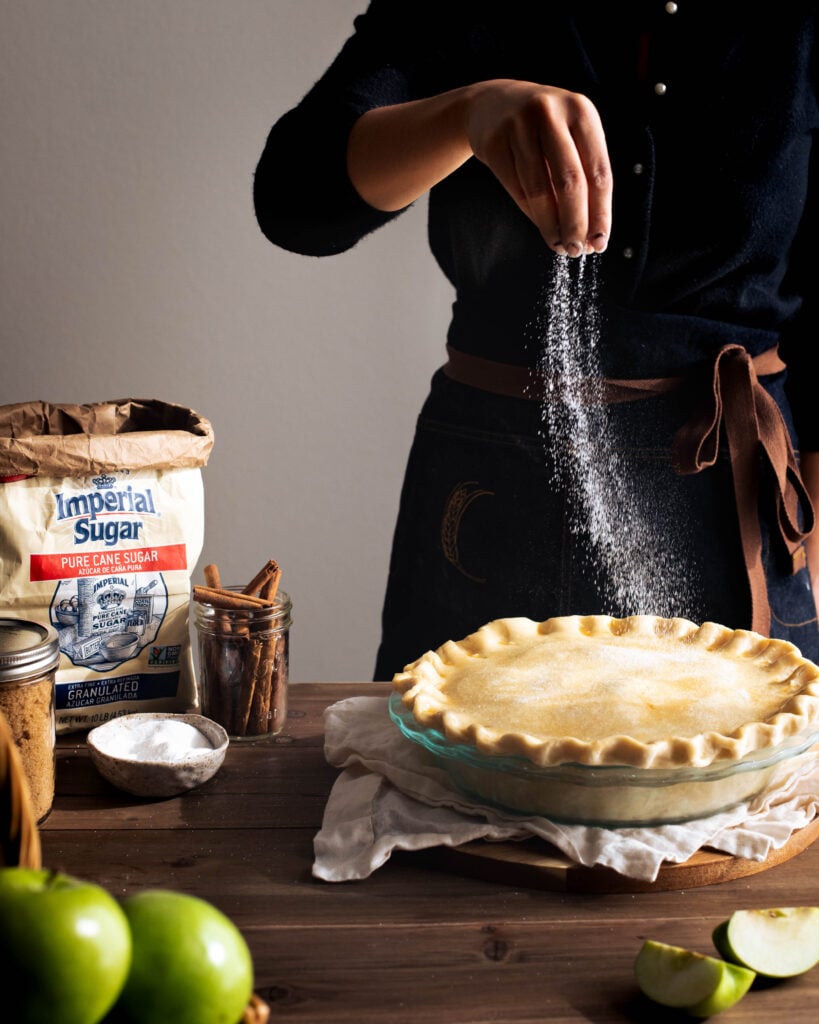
<box><xmin>531</xmin><ymin>255</ymin><xmax>700</xmax><ymax>619</ymax></box>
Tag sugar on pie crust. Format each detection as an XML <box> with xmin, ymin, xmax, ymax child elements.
<box><xmin>393</xmin><ymin>615</ymin><xmax>819</xmax><ymax>771</ymax></box>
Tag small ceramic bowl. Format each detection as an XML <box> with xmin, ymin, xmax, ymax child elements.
<box><xmin>86</xmin><ymin>712</ymin><xmax>229</xmax><ymax>798</ymax></box>
<box><xmin>100</xmin><ymin>631</ymin><xmax>140</xmax><ymax>660</ymax></box>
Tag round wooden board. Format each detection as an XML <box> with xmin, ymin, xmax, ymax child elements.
<box><xmin>435</xmin><ymin>816</ymin><xmax>819</xmax><ymax>893</ymax></box>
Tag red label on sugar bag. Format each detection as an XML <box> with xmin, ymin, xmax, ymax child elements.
<box><xmin>30</xmin><ymin>544</ymin><xmax>188</xmax><ymax>581</ymax></box>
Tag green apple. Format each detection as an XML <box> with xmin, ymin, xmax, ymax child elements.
<box><xmin>635</xmin><ymin>939</ymin><xmax>755</xmax><ymax>1017</ymax></box>
<box><xmin>116</xmin><ymin>889</ymin><xmax>253</xmax><ymax>1024</ymax></box>
<box><xmin>713</xmin><ymin>906</ymin><xmax>819</xmax><ymax>978</ymax></box>
<box><xmin>0</xmin><ymin>866</ymin><xmax>132</xmax><ymax>1024</ymax></box>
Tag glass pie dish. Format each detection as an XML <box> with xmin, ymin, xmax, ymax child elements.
<box><xmin>389</xmin><ymin>693</ymin><xmax>819</xmax><ymax>828</ymax></box>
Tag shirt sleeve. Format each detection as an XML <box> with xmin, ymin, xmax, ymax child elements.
<box><xmin>253</xmin><ymin>0</ymin><xmax>451</xmax><ymax>257</ymax></box>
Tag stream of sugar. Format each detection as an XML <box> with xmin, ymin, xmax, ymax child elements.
<box><xmin>533</xmin><ymin>255</ymin><xmax>699</xmax><ymax>619</ymax></box>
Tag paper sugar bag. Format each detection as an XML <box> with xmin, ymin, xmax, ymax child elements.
<box><xmin>0</xmin><ymin>399</ymin><xmax>214</xmax><ymax>732</ymax></box>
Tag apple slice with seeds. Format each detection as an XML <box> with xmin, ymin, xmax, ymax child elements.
<box><xmin>713</xmin><ymin>907</ymin><xmax>819</xmax><ymax>979</ymax></box>
<box><xmin>635</xmin><ymin>939</ymin><xmax>755</xmax><ymax>1017</ymax></box>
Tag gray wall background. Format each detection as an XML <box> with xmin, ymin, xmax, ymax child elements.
<box><xmin>1</xmin><ymin>1</ymin><xmax>454</xmax><ymax>681</ymax></box>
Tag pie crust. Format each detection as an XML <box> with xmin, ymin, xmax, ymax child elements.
<box><xmin>392</xmin><ymin>615</ymin><xmax>819</xmax><ymax>771</ymax></box>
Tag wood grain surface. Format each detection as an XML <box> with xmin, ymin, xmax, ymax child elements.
<box><xmin>41</xmin><ymin>683</ymin><xmax>819</xmax><ymax>1023</ymax></box>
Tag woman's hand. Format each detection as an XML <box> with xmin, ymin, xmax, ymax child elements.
<box><xmin>347</xmin><ymin>79</ymin><xmax>612</xmax><ymax>255</ymax></box>
<box><xmin>465</xmin><ymin>80</ymin><xmax>611</xmax><ymax>255</ymax></box>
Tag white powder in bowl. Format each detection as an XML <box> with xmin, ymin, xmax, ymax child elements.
<box><xmin>98</xmin><ymin>718</ymin><xmax>215</xmax><ymax>762</ymax></box>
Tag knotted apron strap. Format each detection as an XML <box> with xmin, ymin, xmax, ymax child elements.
<box><xmin>443</xmin><ymin>344</ymin><xmax>788</xmax><ymax>403</ymax></box>
<box><xmin>672</xmin><ymin>344</ymin><xmax>814</xmax><ymax>637</ymax></box>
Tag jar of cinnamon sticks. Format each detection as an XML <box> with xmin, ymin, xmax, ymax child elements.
<box><xmin>193</xmin><ymin>561</ymin><xmax>291</xmax><ymax>739</ymax></box>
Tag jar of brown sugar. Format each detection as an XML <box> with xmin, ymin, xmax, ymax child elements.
<box><xmin>0</xmin><ymin>619</ymin><xmax>59</xmax><ymax>823</ymax></box>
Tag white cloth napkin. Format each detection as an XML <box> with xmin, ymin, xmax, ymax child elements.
<box><xmin>313</xmin><ymin>696</ymin><xmax>819</xmax><ymax>883</ymax></box>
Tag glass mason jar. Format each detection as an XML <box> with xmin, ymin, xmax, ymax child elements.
<box><xmin>0</xmin><ymin>618</ymin><xmax>60</xmax><ymax>823</ymax></box>
<box><xmin>194</xmin><ymin>589</ymin><xmax>291</xmax><ymax>739</ymax></box>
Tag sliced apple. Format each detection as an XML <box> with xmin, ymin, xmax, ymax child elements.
<box><xmin>712</xmin><ymin>907</ymin><xmax>819</xmax><ymax>979</ymax></box>
<box><xmin>635</xmin><ymin>939</ymin><xmax>755</xmax><ymax>1017</ymax></box>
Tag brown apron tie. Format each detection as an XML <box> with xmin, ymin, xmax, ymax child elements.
<box><xmin>444</xmin><ymin>345</ymin><xmax>684</xmax><ymax>402</ymax></box>
<box><xmin>441</xmin><ymin>342</ymin><xmax>814</xmax><ymax>636</ymax></box>
<box><xmin>672</xmin><ymin>344</ymin><xmax>814</xmax><ymax>637</ymax></box>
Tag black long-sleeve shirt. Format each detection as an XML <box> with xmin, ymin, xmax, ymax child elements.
<box><xmin>254</xmin><ymin>1</ymin><xmax>818</xmax><ymax>448</ymax></box>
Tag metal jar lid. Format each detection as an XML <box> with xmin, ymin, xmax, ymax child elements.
<box><xmin>0</xmin><ymin>618</ymin><xmax>61</xmax><ymax>684</ymax></box>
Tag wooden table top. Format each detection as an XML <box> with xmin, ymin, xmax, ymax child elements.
<box><xmin>42</xmin><ymin>682</ymin><xmax>819</xmax><ymax>1023</ymax></box>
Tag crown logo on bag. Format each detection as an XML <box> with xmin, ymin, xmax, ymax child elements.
<box><xmin>91</xmin><ymin>474</ymin><xmax>116</xmax><ymax>489</ymax></box>
<box><xmin>97</xmin><ymin>587</ymin><xmax>126</xmax><ymax>609</ymax></box>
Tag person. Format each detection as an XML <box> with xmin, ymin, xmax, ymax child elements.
<box><xmin>254</xmin><ymin>1</ymin><xmax>819</xmax><ymax>678</ymax></box>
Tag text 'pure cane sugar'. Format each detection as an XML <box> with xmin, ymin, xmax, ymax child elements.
<box><xmin>531</xmin><ymin>255</ymin><xmax>700</xmax><ymax>620</ymax></box>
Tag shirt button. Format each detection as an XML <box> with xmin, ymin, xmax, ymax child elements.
<box><xmin>623</xmin><ymin>247</ymin><xmax>635</xmax><ymax>259</ymax></box>
<box><xmin>665</xmin><ymin>2</ymin><xmax>679</xmax><ymax>13</ymax></box>
<box><xmin>633</xmin><ymin>163</ymin><xmax>645</xmax><ymax>175</ymax></box>
<box><xmin>654</xmin><ymin>82</ymin><xmax>668</xmax><ymax>96</ymax></box>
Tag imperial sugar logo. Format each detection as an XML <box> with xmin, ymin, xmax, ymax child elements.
<box><xmin>55</xmin><ymin>474</ymin><xmax>161</xmax><ymax>546</ymax></box>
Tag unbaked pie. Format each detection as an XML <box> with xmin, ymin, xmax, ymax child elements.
<box><xmin>391</xmin><ymin>615</ymin><xmax>819</xmax><ymax>825</ymax></box>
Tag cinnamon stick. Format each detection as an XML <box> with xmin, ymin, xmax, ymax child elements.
<box><xmin>193</xmin><ymin>585</ymin><xmax>272</xmax><ymax>610</ymax></box>
<box><xmin>203</xmin><ymin>563</ymin><xmax>222</xmax><ymax>589</ymax></box>
<box><xmin>259</xmin><ymin>565</ymin><xmax>282</xmax><ymax>603</ymax></box>
<box><xmin>237</xmin><ymin>638</ymin><xmax>263</xmax><ymax>735</ymax></box>
<box><xmin>262</xmin><ymin>634</ymin><xmax>288</xmax><ymax>733</ymax></box>
<box><xmin>242</xmin><ymin>559</ymin><xmax>279</xmax><ymax>597</ymax></box>
<box><xmin>247</xmin><ymin>633</ymin><xmax>276</xmax><ymax>734</ymax></box>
